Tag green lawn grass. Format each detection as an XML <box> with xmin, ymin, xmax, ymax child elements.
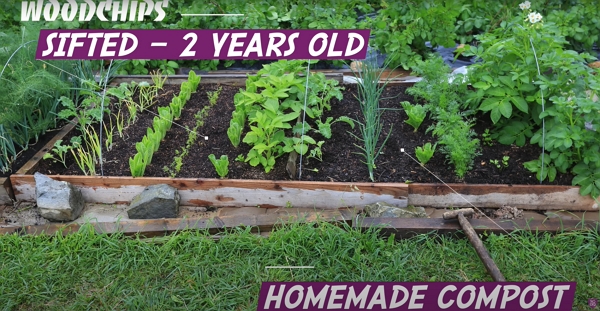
<box><xmin>0</xmin><ymin>222</ymin><xmax>598</xmax><ymax>310</ymax></box>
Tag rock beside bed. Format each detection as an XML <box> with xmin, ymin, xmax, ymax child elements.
<box><xmin>35</xmin><ymin>172</ymin><xmax>85</xmax><ymax>222</ymax></box>
<box><xmin>127</xmin><ymin>184</ymin><xmax>180</xmax><ymax>219</ymax></box>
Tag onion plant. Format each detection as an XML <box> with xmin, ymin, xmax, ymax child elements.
<box><xmin>350</xmin><ymin>54</ymin><xmax>396</xmax><ymax>182</ymax></box>
<box><xmin>0</xmin><ymin>24</ymin><xmax>75</xmax><ymax>173</ymax></box>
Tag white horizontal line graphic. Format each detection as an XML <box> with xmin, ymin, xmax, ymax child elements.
<box><xmin>151</xmin><ymin>42</ymin><xmax>167</xmax><ymax>47</ymax></box>
<box><xmin>181</xmin><ymin>14</ymin><xmax>244</xmax><ymax>16</ymax></box>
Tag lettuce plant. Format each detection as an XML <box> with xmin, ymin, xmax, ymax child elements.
<box><xmin>415</xmin><ymin>143</ymin><xmax>437</xmax><ymax>165</ymax></box>
<box><xmin>208</xmin><ymin>154</ymin><xmax>229</xmax><ymax>178</ymax></box>
<box><xmin>401</xmin><ymin>101</ymin><xmax>427</xmax><ymax>132</ymax></box>
<box><xmin>170</xmin><ymin>97</ymin><xmax>184</xmax><ymax>120</ymax></box>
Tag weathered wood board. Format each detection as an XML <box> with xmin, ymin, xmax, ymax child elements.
<box><xmin>11</xmin><ymin>175</ymin><xmax>409</xmax><ymax>209</ymax></box>
<box><xmin>408</xmin><ymin>184</ymin><xmax>598</xmax><ymax>211</ymax></box>
<box><xmin>355</xmin><ymin>217</ymin><xmax>600</xmax><ymax>239</ymax></box>
<box><xmin>0</xmin><ymin>209</ymin><xmax>353</xmax><ymax>237</ymax></box>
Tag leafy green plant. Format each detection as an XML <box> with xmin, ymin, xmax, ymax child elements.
<box><xmin>490</xmin><ymin>156</ymin><xmax>509</xmax><ymax>170</ymax></box>
<box><xmin>407</xmin><ymin>55</ymin><xmax>480</xmax><ymax>179</ymax></box>
<box><xmin>170</xmin><ymin>97</ymin><xmax>184</xmax><ymax>120</ymax></box>
<box><xmin>42</xmin><ymin>140</ymin><xmax>71</xmax><ymax>167</ymax></box>
<box><xmin>401</xmin><ymin>101</ymin><xmax>427</xmax><ymax>132</ymax></box>
<box><xmin>230</xmin><ymin>60</ymin><xmax>347</xmax><ymax>173</ymax></box>
<box><xmin>431</xmin><ymin>119</ymin><xmax>481</xmax><ymax>179</ymax></box>
<box><xmin>180</xmin><ymin>82</ymin><xmax>192</xmax><ymax>102</ymax></box>
<box><xmin>207</xmin><ymin>86</ymin><xmax>222</xmax><ymax>106</ymax></box>
<box><xmin>187</xmin><ymin>70</ymin><xmax>201</xmax><ymax>90</ymax></box>
<box><xmin>0</xmin><ymin>24</ymin><xmax>75</xmax><ymax>173</ymax></box>
<box><xmin>367</xmin><ymin>0</ymin><xmax>460</xmax><ymax>70</ymax></box>
<box><xmin>129</xmin><ymin>104</ymin><xmax>174</xmax><ymax>177</ymax></box>
<box><xmin>209</xmin><ymin>154</ymin><xmax>229</xmax><ymax>178</ymax></box>
<box><xmin>163</xmin><ymin>149</ymin><xmax>184</xmax><ymax>178</ymax></box>
<box><xmin>502</xmin><ymin>156</ymin><xmax>510</xmax><ymax>167</ymax></box>
<box><xmin>464</xmin><ymin>3</ymin><xmax>600</xmax><ymax>198</ymax></box>
<box><xmin>129</xmin><ymin>153</ymin><xmax>146</xmax><ymax>178</ymax></box>
<box><xmin>454</xmin><ymin>2</ymin><xmax>510</xmax><ymax>44</ymax></box>
<box><xmin>524</xmin><ymin>153</ymin><xmax>557</xmax><ymax>182</ymax></box>
<box><xmin>227</xmin><ymin>121</ymin><xmax>243</xmax><ymax>148</ymax></box>
<box><xmin>572</xmin><ymin>162</ymin><xmax>600</xmax><ymax>198</ymax></box>
<box><xmin>415</xmin><ymin>143</ymin><xmax>437</xmax><ymax>165</ymax></box>
<box><xmin>545</xmin><ymin>2</ymin><xmax>600</xmax><ymax>53</ymax></box>
<box><xmin>482</xmin><ymin>129</ymin><xmax>493</xmax><ymax>146</ymax></box>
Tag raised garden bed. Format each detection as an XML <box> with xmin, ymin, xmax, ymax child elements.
<box><xmin>0</xmin><ymin>120</ymin><xmax>75</xmax><ymax>204</ymax></box>
<box><xmin>7</xmin><ymin>73</ymin><xmax>598</xmax><ymax>215</ymax></box>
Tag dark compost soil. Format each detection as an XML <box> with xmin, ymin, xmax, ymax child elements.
<box><xmin>0</xmin><ymin>120</ymin><xmax>69</xmax><ymax>178</ymax></box>
<box><xmin>35</xmin><ymin>83</ymin><xmax>573</xmax><ymax>186</ymax></box>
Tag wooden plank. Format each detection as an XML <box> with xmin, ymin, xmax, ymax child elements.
<box><xmin>15</xmin><ymin>119</ymin><xmax>78</xmax><ymax>175</ymax></box>
<box><xmin>0</xmin><ymin>177</ymin><xmax>13</xmax><ymax>204</ymax></box>
<box><xmin>408</xmin><ymin>183</ymin><xmax>598</xmax><ymax>211</ymax></box>
<box><xmin>355</xmin><ymin>217</ymin><xmax>600</xmax><ymax>239</ymax></box>
<box><xmin>10</xmin><ymin>175</ymin><xmax>409</xmax><ymax>209</ymax></box>
<box><xmin>0</xmin><ymin>209</ymin><xmax>353</xmax><ymax>237</ymax></box>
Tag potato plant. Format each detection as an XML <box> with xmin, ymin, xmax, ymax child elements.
<box><xmin>464</xmin><ymin>3</ymin><xmax>600</xmax><ymax>198</ymax></box>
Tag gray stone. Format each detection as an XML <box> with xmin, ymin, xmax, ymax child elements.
<box><xmin>127</xmin><ymin>184</ymin><xmax>180</xmax><ymax>219</ymax></box>
<box><xmin>35</xmin><ymin>172</ymin><xmax>85</xmax><ymax>221</ymax></box>
<box><xmin>364</xmin><ymin>202</ymin><xmax>428</xmax><ymax>218</ymax></box>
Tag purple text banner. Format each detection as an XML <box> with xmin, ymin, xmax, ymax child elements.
<box><xmin>35</xmin><ymin>29</ymin><xmax>371</xmax><ymax>60</ymax></box>
<box><xmin>257</xmin><ymin>282</ymin><xmax>576</xmax><ymax>311</ymax></box>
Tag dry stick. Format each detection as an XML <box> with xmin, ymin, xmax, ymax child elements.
<box><xmin>443</xmin><ymin>208</ymin><xmax>506</xmax><ymax>282</ymax></box>
<box><xmin>402</xmin><ymin>150</ymin><xmax>570</xmax><ymax>282</ymax></box>
<box><xmin>458</xmin><ymin>213</ymin><xmax>506</xmax><ymax>282</ymax></box>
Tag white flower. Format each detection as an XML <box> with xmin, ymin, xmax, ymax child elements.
<box><xmin>519</xmin><ymin>1</ymin><xmax>531</xmax><ymax>10</ymax></box>
<box><xmin>527</xmin><ymin>12</ymin><xmax>542</xmax><ymax>23</ymax></box>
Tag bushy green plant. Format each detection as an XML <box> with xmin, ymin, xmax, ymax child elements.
<box><xmin>545</xmin><ymin>2</ymin><xmax>600</xmax><ymax>52</ymax></box>
<box><xmin>454</xmin><ymin>2</ymin><xmax>510</xmax><ymax>44</ymax></box>
<box><xmin>229</xmin><ymin>60</ymin><xmax>348</xmax><ymax>173</ymax></box>
<box><xmin>464</xmin><ymin>2</ymin><xmax>600</xmax><ymax>198</ymax></box>
<box><xmin>0</xmin><ymin>24</ymin><xmax>75</xmax><ymax>172</ymax></box>
<box><xmin>407</xmin><ymin>55</ymin><xmax>481</xmax><ymax>179</ymax></box>
<box><xmin>367</xmin><ymin>0</ymin><xmax>460</xmax><ymax>70</ymax></box>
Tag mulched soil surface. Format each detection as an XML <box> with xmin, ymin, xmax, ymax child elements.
<box><xmin>35</xmin><ymin>83</ymin><xmax>573</xmax><ymax>186</ymax></box>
